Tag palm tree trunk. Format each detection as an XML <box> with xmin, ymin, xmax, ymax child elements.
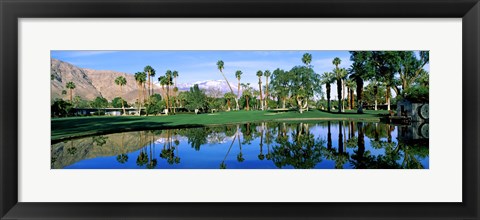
<box><xmin>121</xmin><ymin>86</ymin><xmax>125</xmax><ymax>115</ymax></box>
<box><xmin>350</xmin><ymin>88</ymin><xmax>355</xmax><ymax>109</ymax></box>
<box><xmin>137</xmin><ymin>83</ymin><xmax>142</xmax><ymax>115</ymax></box>
<box><xmin>143</xmin><ymin>83</ymin><xmax>146</xmax><ymax>104</ymax></box>
<box><xmin>342</xmin><ymin>80</ymin><xmax>346</xmax><ymax>112</ymax></box>
<box><xmin>326</xmin><ymin>83</ymin><xmax>331</xmax><ymax>112</ymax></box>
<box><xmin>151</xmin><ymin>76</ymin><xmax>154</xmax><ymax>96</ymax></box>
<box><xmin>148</xmin><ymin>74</ymin><xmax>151</xmax><ymax>97</ymax></box>
<box><xmin>338</xmin><ymin>122</ymin><xmax>344</xmax><ymax>154</ymax></box>
<box><xmin>258</xmin><ymin>80</ymin><xmax>263</xmax><ymax>111</ymax></box>
<box><xmin>347</xmin><ymin>87</ymin><xmax>350</xmax><ymax>110</ymax></box>
<box><xmin>220</xmin><ymin>70</ymin><xmax>238</xmax><ymax>110</ymax></box>
<box><xmin>265</xmin><ymin>78</ymin><xmax>269</xmax><ymax>110</ymax></box>
<box><xmin>337</xmin><ymin>79</ymin><xmax>342</xmax><ymax>113</ymax></box>
<box><xmin>237</xmin><ymin>80</ymin><xmax>241</xmax><ymax>110</ymax></box>
<box><xmin>386</xmin><ymin>85</ymin><xmax>391</xmax><ymax>111</ymax></box>
<box><xmin>356</xmin><ymin>78</ymin><xmax>364</xmax><ymax>114</ymax></box>
<box><xmin>327</xmin><ymin>121</ymin><xmax>332</xmax><ymax>149</ymax></box>
<box><xmin>69</xmin><ymin>89</ymin><xmax>73</xmax><ymax>103</ymax></box>
<box><xmin>166</xmin><ymin>85</ymin><xmax>170</xmax><ymax>114</ymax></box>
<box><xmin>246</xmin><ymin>96</ymin><xmax>250</xmax><ymax>111</ymax></box>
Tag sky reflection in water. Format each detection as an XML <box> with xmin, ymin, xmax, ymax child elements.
<box><xmin>51</xmin><ymin>121</ymin><xmax>429</xmax><ymax>169</ymax></box>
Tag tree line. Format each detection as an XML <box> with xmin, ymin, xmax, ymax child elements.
<box><xmin>52</xmin><ymin>51</ymin><xmax>429</xmax><ymax>117</ymax></box>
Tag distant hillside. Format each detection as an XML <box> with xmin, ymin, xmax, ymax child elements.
<box><xmin>51</xmin><ymin>58</ymin><xmax>240</xmax><ymax>103</ymax></box>
<box><xmin>51</xmin><ymin>58</ymin><xmax>162</xmax><ymax>103</ymax></box>
<box><xmin>50</xmin><ymin>59</ymin><xmax>102</xmax><ymax>101</ymax></box>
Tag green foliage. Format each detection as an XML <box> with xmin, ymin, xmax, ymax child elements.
<box><xmin>362</xmin><ymin>83</ymin><xmax>387</xmax><ymax>107</ymax></box>
<box><xmin>216</xmin><ymin>60</ymin><xmax>224</xmax><ymax>71</ymax></box>
<box><xmin>271</xmin><ymin>125</ymin><xmax>325</xmax><ymax>169</ymax></box>
<box><xmin>91</xmin><ymin>96</ymin><xmax>108</xmax><ymax>108</ymax></box>
<box><xmin>145</xmin><ymin>94</ymin><xmax>165</xmax><ymax>115</ymax></box>
<box><xmin>207</xmin><ymin>97</ymin><xmax>224</xmax><ymax>111</ymax></box>
<box><xmin>116</xmin><ymin>154</ymin><xmax>129</xmax><ymax>164</ymax></box>
<box><xmin>114</xmin><ymin>76</ymin><xmax>127</xmax><ymax>87</ymax></box>
<box><xmin>302</xmin><ymin>53</ymin><xmax>312</xmax><ymax>66</ymax></box>
<box><xmin>90</xmin><ymin>96</ymin><xmax>108</xmax><ymax>115</ymax></box>
<box><xmin>136</xmin><ymin>151</ymin><xmax>149</xmax><ymax>167</ymax></box>
<box><xmin>51</xmin><ymin>99</ymin><xmax>73</xmax><ymax>117</ymax></box>
<box><xmin>73</xmin><ymin>96</ymin><xmax>90</xmax><ymax>108</ymax></box>
<box><xmin>235</xmin><ymin>70</ymin><xmax>242</xmax><ymax>80</ymax></box>
<box><xmin>67</xmin><ymin>147</ymin><xmax>77</xmax><ymax>155</ymax></box>
<box><xmin>185</xmin><ymin>84</ymin><xmax>208</xmax><ymax>112</ymax></box>
<box><xmin>416</xmin><ymin>69</ymin><xmax>429</xmax><ymax>87</ymax></box>
<box><xmin>403</xmin><ymin>85</ymin><xmax>429</xmax><ymax>103</ymax></box>
<box><xmin>288</xmin><ymin>66</ymin><xmax>321</xmax><ymax>111</ymax></box>
<box><xmin>111</xmin><ymin>97</ymin><xmax>129</xmax><ymax>108</ymax></box>
<box><xmin>92</xmin><ymin>135</ymin><xmax>108</xmax><ymax>146</ymax></box>
<box><xmin>270</xmin><ymin>68</ymin><xmax>291</xmax><ymax>107</ymax></box>
<box><xmin>144</xmin><ymin>65</ymin><xmax>156</xmax><ymax>77</ymax></box>
<box><xmin>177</xmin><ymin>127</ymin><xmax>209</xmax><ymax>151</ymax></box>
<box><xmin>66</xmin><ymin>81</ymin><xmax>76</xmax><ymax>90</ymax></box>
<box><xmin>134</xmin><ymin>72</ymin><xmax>147</xmax><ymax>84</ymax></box>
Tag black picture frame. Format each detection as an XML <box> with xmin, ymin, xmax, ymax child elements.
<box><xmin>1</xmin><ymin>0</ymin><xmax>479</xmax><ymax>219</ymax></box>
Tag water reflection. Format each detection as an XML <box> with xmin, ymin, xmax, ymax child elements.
<box><xmin>51</xmin><ymin>121</ymin><xmax>429</xmax><ymax>169</ymax></box>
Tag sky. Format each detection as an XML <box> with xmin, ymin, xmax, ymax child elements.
<box><xmin>51</xmin><ymin>50</ymin><xmax>352</xmax><ymax>86</ymax></box>
<box><xmin>51</xmin><ymin>50</ymin><xmax>428</xmax><ymax>100</ymax></box>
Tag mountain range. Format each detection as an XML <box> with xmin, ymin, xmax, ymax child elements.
<box><xmin>51</xmin><ymin>59</ymin><xmax>240</xmax><ymax>103</ymax></box>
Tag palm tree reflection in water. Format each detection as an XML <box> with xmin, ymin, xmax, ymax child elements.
<box><xmin>54</xmin><ymin>121</ymin><xmax>429</xmax><ymax>169</ymax></box>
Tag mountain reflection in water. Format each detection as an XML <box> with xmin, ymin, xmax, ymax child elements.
<box><xmin>51</xmin><ymin>121</ymin><xmax>429</xmax><ymax>169</ymax></box>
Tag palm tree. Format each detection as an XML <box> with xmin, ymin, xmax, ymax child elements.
<box><xmin>114</xmin><ymin>76</ymin><xmax>127</xmax><ymax>115</ymax></box>
<box><xmin>144</xmin><ymin>65</ymin><xmax>155</xmax><ymax>96</ymax></box>
<box><xmin>173</xmin><ymin>87</ymin><xmax>179</xmax><ymax>113</ymax></box>
<box><xmin>256</xmin><ymin>70</ymin><xmax>264</xmax><ymax>110</ymax></box>
<box><xmin>344</xmin><ymin>79</ymin><xmax>356</xmax><ymax>110</ymax></box>
<box><xmin>372</xmin><ymin>79</ymin><xmax>379</xmax><ymax>111</ymax></box>
<box><xmin>65</xmin><ymin>82</ymin><xmax>76</xmax><ymax>103</ymax></box>
<box><xmin>321</xmin><ymin>72</ymin><xmax>334</xmax><ymax>112</ymax></box>
<box><xmin>258</xmin><ymin>125</ymin><xmax>265</xmax><ymax>160</ymax></box>
<box><xmin>173</xmin><ymin>70</ymin><xmax>179</xmax><ymax>89</ymax></box>
<box><xmin>134</xmin><ymin>72</ymin><xmax>147</xmax><ymax>115</ymax></box>
<box><xmin>158</xmin><ymin>75</ymin><xmax>167</xmax><ymax>113</ymax></box>
<box><xmin>302</xmin><ymin>53</ymin><xmax>313</xmax><ymax>110</ymax></box>
<box><xmin>302</xmin><ymin>53</ymin><xmax>312</xmax><ymax>67</ymax></box>
<box><xmin>224</xmin><ymin>92</ymin><xmax>235</xmax><ymax>111</ymax></box>
<box><xmin>172</xmin><ymin>70</ymin><xmax>179</xmax><ymax>113</ymax></box>
<box><xmin>235</xmin><ymin>70</ymin><xmax>242</xmax><ymax>109</ymax></box>
<box><xmin>333</xmin><ymin>57</ymin><xmax>346</xmax><ymax>113</ymax></box>
<box><xmin>220</xmin><ymin>132</ymin><xmax>237</xmax><ymax>169</ymax></box>
<box><xmin>264</xmin><ymin>70</ymin><xmax>271</xmax><ymax>110</ymax></box>
<box><xmin>165</xmin><ymin>70</ymin><xmax>174</xmax><ymax>113</ymax></box>
<box><xmin>348</xmin><ymin>62</ymin><xmax>366</xmax><ymax>114</ymax></box>
<box><xmin>217</xmin><ymin>60</ymin><xmax>238</xmax><ymax>110</ymax></box>
<box><xmin>253</xmin><ymin>90</ymin><xmax>261</xmax><ymax>110</ymax></box>
<box><xmin>241</xmin><ymin>83</ymin><xmax>251</xmax><ymax>111</ymax></box>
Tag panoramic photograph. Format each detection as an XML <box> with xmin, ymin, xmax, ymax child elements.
<box><xmin>51</xmin><ymin>50</ymin><xmax>429</xmax><ymax>169</ymax></box>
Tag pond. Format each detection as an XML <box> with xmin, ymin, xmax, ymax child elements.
<box><xmin>51</xmin><ymin>121</ymin><xmax>429</xmax><ymax>169</ymax></box>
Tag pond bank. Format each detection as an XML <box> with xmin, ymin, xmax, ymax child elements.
<box><xmin>51</xmin><ymin>110</ymin><xmax>388</xmax><ymax>142</ymax></box>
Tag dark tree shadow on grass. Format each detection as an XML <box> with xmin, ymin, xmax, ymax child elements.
<box><xmin>51</xmin><ymin>116</ymin><xmax>205</xmax><ymax>144</ymax></box>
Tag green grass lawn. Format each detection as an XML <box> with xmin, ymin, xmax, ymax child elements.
<box><xmin>51</xmin><ymin>109</ymin><xmax>389</xmax><ymax>142</ymax></box>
